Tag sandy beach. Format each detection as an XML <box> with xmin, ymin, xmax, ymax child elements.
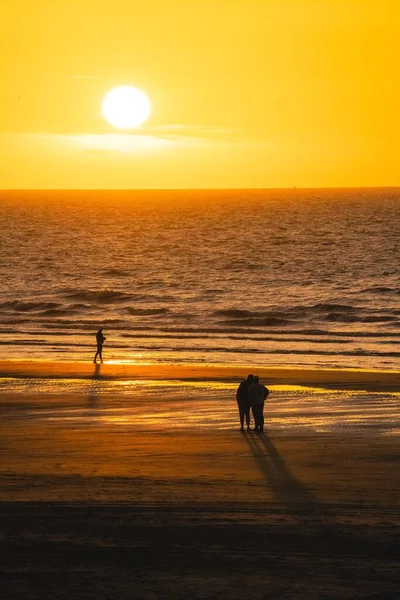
<box><xmin>1</xmin><ymin>361</ymin><xmax>400</xmax><ymax>599</ymax></box>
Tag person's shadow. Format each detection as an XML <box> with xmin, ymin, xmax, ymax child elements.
<box><xmin>243</xmin><ymin>432</ymin><xmax>319</xmax><ymax>510</ymax></box>
<box><xmin>85</xmin><ymin>364</ymin><xmax>102</xmax><ymax>411</ymax></box>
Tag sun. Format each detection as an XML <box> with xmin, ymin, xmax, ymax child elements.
<box><xmin>102</xmin><ymin>86</ymin><xmax>151</xmax><ymax>129</ymax></box>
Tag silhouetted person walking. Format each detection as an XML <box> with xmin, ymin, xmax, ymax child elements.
<box><xmin>236</xmin><ymin>374</ymin><xmax>253</xmax><ymax>431</ymax></box>
<box><xmin>93</xmin><ymin>328</ymin><xmax>106</xmax><ymax>364</ymax></box>
<box><xmin>248</xmin><ymin>375</ymin><xmax>269</xmax><ymax>432</ymax></box>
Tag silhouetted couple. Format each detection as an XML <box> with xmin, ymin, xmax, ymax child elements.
<box><xmin>93</xmin><ymin>328</ymin><xmax>106</xmax><ymax>364</ymax></box>
<box><xmin>236</xmin><ymin>374</ymin><xmax>269</xmax><ymax>432</ymax></box>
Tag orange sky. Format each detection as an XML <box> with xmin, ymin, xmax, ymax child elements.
<box><xmin>0</xmin><ymin>0</ymin><xmax>398</xmax><ymax>188</ymax></box>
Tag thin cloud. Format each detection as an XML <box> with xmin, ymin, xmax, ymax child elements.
<box><xmin>146</xmin><ymin>124</ymin><xmax>246</xmax><ymax>143</ymax></box>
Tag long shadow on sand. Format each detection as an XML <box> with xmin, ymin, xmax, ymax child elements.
<box><xmin>92</xmin><ymin>364</ymin><xmax>101</xmax><ymax>379</ymax></box>
<box><xmin>243</xmin><ymin>431</ymin><xmax>318</xmax><ymax>509</ymax></box>
<box><xmin>84</xmin><ymin>365</ymin><xmax>102</xmax><ymax>411</ymax></box>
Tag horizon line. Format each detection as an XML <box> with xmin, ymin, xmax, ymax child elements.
<box><xmin>1</xmin><ymin>186</ymin><xmax>400</xmax><ymax>192</ymax></box>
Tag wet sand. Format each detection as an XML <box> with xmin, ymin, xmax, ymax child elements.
<box><xmin>1</xmin><ymin>363</ymin><xmax>400</xmax><ymax>598</ymax></box>
<box><xmin>1</xmin><ymin>359</ymin><xmax>400</xmax><ymax>391</ymax></box>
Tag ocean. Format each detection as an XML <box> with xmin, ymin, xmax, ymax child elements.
<box><xmin>1</xmin><ymin>188</ymin><xmax>399</xmax><ymax>370</ymax></box>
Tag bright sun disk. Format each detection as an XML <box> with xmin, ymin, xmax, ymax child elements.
<box><xmin>102</xmin><ymin>86</ymin><xmax>151</xmax><ymax>129</ymax></box>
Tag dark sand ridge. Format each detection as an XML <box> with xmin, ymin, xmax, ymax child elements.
<box><xmin>1</xmin><ymin>360</ymin><xmax>400</xmax><ymax>391</ymax></box>
<box><xmin>1</xmin><ymin>428</ymin><xmax>399</xmax><ymax>598</ymax></box>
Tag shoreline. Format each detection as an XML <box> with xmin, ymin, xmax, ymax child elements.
<box><xmin>1</xmin><ymin>359</ymin><xmax>399</xmax><ymax>392</ymax></box>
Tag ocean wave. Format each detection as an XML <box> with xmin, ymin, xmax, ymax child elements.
<box><xmin>295</xmin><ymin>329</ymin><xmax>400</xmax><ymax>338</ymax></box>
<box><xmin>0</xmin><ymin>339</ymin><xmax>49</xmax><ymax>346</ymax></box>
<box><xmin>63</xmin><ymin>289</ymin><xmax>138</xmax><ymax>304</ymax></box>
<box><xmin>101</xmin><ymin>268</ymin><xmax>131</xmax><ymax>277</ymax></box>
<box><xmin>213</xmin><ymin>308</ymin><xmax>303</xmax><ymax>321</ymax></box>
<box><xmin>202</xmin><ymin>289</ymin><xmax>225</xmax><ymax>296</ymax></box>
<box><xmin>213</xmin><ymin>308</ymin><xmax>293</xmax><ymax>326</ymax></box>
<box><xmin>120</xmin><ymin>343</ymin><xmax>400</xmax><ymax>358</ymax></box>
<box><xmin>311</xmin><ymin>303</ymin><xmax>358</xmax><ymax>312</ymax></box>
<box><xmin>126</xmin><ymin>307</ymin><xmax>170</xmax><ymax>316</ymax></box>
<box><xmin>362</xmin><ymin>285</ymin><xmax>398</xmax><ymax>294</ymax></box>
<box><xmin>0</xmin><ymin>301</ymin><xmax>62</xmax><ymax>313</ymax></box>
<box><xmin>0</xmin><ymin>304</ymin><xmax>104</xmax><ymax>321</ymax></box>
<box><xmin>296</xmin><ymin>328</ymin><xmax>330</xmax><ymax>335</ymax></box>
<box><xmin>325</xmin><ymin>312</ymin><xmax>398</xmax><ymax>323</ymax></box>
<box><xmin>36</xmin><ymin>303</ymin><xmax>103</xmax><ymax>318</ymax></box>
<box><xmin>0</xmin><ymin>318</ymin><xmax>31</xmax><ymax>325</ymax></box>
<box><xmin>213</xmin><ymin>309</ymin><xmax>254</xmax><ymax>318</ymax></box>
<box><xmin>213</xmin><ymin>305</ymin><xmax>368</xmax><ymax>323</ymax></box>
<box><xmin>324</xmin><ymin>313</ymin><xmax>361</xmax><ymax>322</ymax></box>
<box><xmin>362</xmin><ymin>315</ymin><xmax>398</xmax><ymax>323</ymax></box>
<box><xmin>43</xmin><ymin>317</ymin><xmax>130</xmax><ymax>328</ymax></box>
<box><xmin>223</xmin><ymin>317</ymin><xmax>291</xmax><ymax>327</ymax></box>
<box><xmin>38</xmin><ymin>308</ymin><xmax>72</xmax><ymax>317</ymax></box>
<box><xmin>382</xmin><ymin>321</ymin><xmax>400</xmax><ymax>328</ymax></box>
